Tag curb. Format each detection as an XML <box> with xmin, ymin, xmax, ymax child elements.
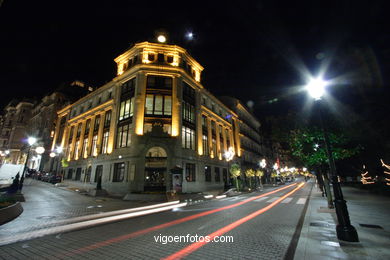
<box><xmin>0</xmin><ymin>202</ymin><xmax>23</xmax><ymax>225</ymax></box>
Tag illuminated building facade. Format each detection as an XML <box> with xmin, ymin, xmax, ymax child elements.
<box><xmin>0</xmin><ymin>100</ymin><xmax>34</xmax><ymax>165</ymax></box>
<box><xmin>52</xmin><ymin>41</ymin><xmax>255</xmax><ymax>195</ymax></box>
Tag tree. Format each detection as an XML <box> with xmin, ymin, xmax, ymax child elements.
<box><xmin>255</xmin><ymin>169</ymin><xmax>264</xmax><ymax>188</ymax></box>
<box><xmin>245</xmin><ymin>169</ymin><xmax>255</xmax><ymax>189</ymax></box>
<box><xmin>289</xmin><ymin>126</ymin><xmax>360</xmax><ymax>207</ymax></box>
<box><xmin>289</xmin><ymin>126</ymin><xmax>360</xmax><ymax>167</ymax></box>
<box><xmin>271</xmin><ymin>171</ymin><xmax>278</xmax><ymax>185</ymax></box>
<box><xmin>230</xmin><ymin>163</ymin><xmax>241</xmax><ymax>191</ymax></box>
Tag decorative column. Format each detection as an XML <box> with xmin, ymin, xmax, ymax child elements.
<box><xmin>207</xmin><ymin>117</ymin><xmax>212</xmax><ymax>158</ymax></box>
<box><xmin>216</xmin><ymin>123</ymin><xmax>222</xmax><ymax>160</ymax></box>
<box><xmin>69</xmin><ymin>124</ymin><xmax>78</xmax><ymax>160</ymax></box>
<box><xmin>96</xmin><ymin>112</ymin><xmax>105</xmax><ymax>155</ymax></box>
<box><xmin>197</xmin><ymin>113</ymin><xmax>203</xmax><ymax>155</ymax></box>
<box><xmin>222</xmin><ymin>126</ymin><xmax>227</xmax><ymax>152</ymax></box>
<box><xmin>171</xmin><ymin>76</ymin><xmax>180</xmax><ymax>137</ymax></box>
<box><xmin>233</xmin><ymin>119</ymin><xmax>241</xmax><ymax>157</ymax></box>
<box><xmin>51</xmin><ymin>116</ymin><xmax>62</xmax><ymax>151</ymax></box>
<box><xmin>134</xmin><ymin>73</ymin><xmax>146</xmax><ymax>135</ymax></box>
<box><xmin>87</xmin><ymin>116</ymin><xmax>96</xmax><ymax>156</ymax></box>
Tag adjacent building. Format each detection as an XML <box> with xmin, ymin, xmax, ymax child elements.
<box><xmin>0</xmin><ymin>100</ymin><xmax>34</xmax><ymax>165</ymax></box>
<box><xmin>51</xmin><ymin>41</ymin><xmax>264</xmax><ymax>195</ymax></box>
<box><xmin>0</xmin><ymin>81</ymin><xmax>93</xmax><ymax>170</ymax></box>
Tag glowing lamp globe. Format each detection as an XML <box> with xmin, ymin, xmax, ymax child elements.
<box><xmin>35</xmin><ymin>146</ymin><xmax>45</xmax><ymax>154</ymax></box>
<box><xmin>306</xmin><ymin>77</ymin><xmax>328</xmax><ymax>100</ymax></box>
<box><xmin>28</xmin><ymin>137</ymin><xmax>37</xmax><ymax>146</ymax></box>
<box><xmin>157</xmin><ymin>35</ymin><xmax>166</xmax><ymax>43</ymax></box>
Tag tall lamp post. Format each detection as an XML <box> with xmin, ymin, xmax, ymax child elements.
<box><xmin>224</xmin><ymin>147</ymin><xmax>235</xmax><ymax>189</ymax></box>
<box><xmin>260</xmin><ymin>158</ymin><xmax>267</xmax><ymax>183</ymax></box>
<box><xmin>305</xmin><ymin>77</ymin><xmax>359</xmax><ymax>242</ymax></box>
<box><xmin>20</xmin><ymin>137</ymin><xmax>37</xmax><ymax>191</ymax></box>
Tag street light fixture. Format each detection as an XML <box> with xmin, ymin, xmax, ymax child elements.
<box><xmin>20</xmin><ymin>136</ymin><xmax>37</xmax><ymax>191</ymax></box>
<box><xmin>305</xmin><ymin>76</ymin><xmax>359</xmax><ymax>242</ymax></box>
<box><xmin>224</xmin><ymin>147</ymin><xmax>235</xmax><ymax>190</ymax></box>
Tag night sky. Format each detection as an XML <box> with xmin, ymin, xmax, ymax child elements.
<box><xmin>1</xmin><ymin>0</ymin><xmax>389</xmax><ymax>117</ymax></box>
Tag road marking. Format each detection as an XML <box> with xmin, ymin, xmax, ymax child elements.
<box><xmin>253</xmin><ymin>197</ymin><xmax>268</xmax><ymax>202</ymax></box>
<box><xmin>163</xmin><ymin>182</ymin><xmax>306</xmax><ymax>260</ymax></box>
<box><xmin>281</xmin><ymin>197</ymin><xmax>293</xmax><ymax>203</ymax></box>
<box><xmin>266</xmin><ymin>197</ymin><xmax>279</xmax><ymax>203</ymax></box>
<box><xmin>297</xmin><ymin>198</ymin><xmax>306</xmax><ymax>204</ymax></box>
<box><xmin>55</xmin><ymin>182</ymin><xmax>300</xmax><ymax>258</ymax></box>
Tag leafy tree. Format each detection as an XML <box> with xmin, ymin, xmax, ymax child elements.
<box><xmin>245</xmin><ymin>169</ymin><xmax>255</xmax><ymax>189</ymax></box>
<box><xmin>255</xmin><ymin>169</ymin><xmax>264</xmax><ymax>188</ymax></box>
<box><xmin>230</xmin><ymin>163</ymin><xmax>241</xmax><ymax>191</ymax></box>
<box><xmin>289</xmin><ymin>126</ymin><xmax>361</xmax><ymax>167</ymax></box>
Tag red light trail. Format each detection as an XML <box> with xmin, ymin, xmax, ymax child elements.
<box><xmin>163</xmin><ymin>182</ymin><xmax>305</xmax><ymax>260</ymax></box>
<box><xmin>59</xmin><ymin>183</ymin><xmax>299</xmax><ymax>258</ymax></box>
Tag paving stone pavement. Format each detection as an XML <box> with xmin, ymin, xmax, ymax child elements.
<box><xmin>294</xmin><ymin>183</ymin><xmax>390</xmax><ymax>260</ymax></box>
<box><xmin>0</xmin><ymin>179</ymin><xmax>153</xmax><ymax>237</ymax></box>
<box><xmin>0</xmin><ymin>181</ymin><xmax>311</xmax><ymax>259</ymax></box>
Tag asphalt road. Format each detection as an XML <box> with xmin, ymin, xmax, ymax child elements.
<box><xmin>0</xmin><ymin>181</ymin><xmax>312</xmax><ymax>260</ymax></box>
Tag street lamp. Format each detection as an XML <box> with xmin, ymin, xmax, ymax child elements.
<box><xmin>224</xmin><ymin>147</ymin><xmax>235</xmax><ymax>189</ymax></box>
<box><xmin>305</xmin><ymin>76</ymin><xmax>359</xmax><ymax>242</ymax></box>
<box><xmin>20</xmin><ymin>136</ymin><xmax>37</xmax><ymax>191</ymax></box>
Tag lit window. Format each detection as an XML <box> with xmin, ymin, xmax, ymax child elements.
<box><xmin>119</xmin><ymin>98</ymin><xmax>134</xmax><ymax>120</ymax></box>
<box><xmin>116</xmin><ymin>123</ymin><xmax>131</xmax><ymax>148</ymax></box>
<box><xmin>182</xmin><ymin>126</ymin><xmax>195</xmax><ymax>150</ymax></box>
<box><xmin>91</xmin><ymin>135</ymin><xmax>98</xmax><ymax>156</ymax></box>
<box><xmin>74</xmin><ymin>140</ymin><xmax>80</xmax><ymax>159</ymax></box>
<box><xmin>182</xmin><ymin>101</ymin><xmax>195</xmax><ymax>124</ymax></box>
<box><xmin>82</xmin><ymin>138</ymin><xmax>89</xmax><ymax>158</ymax></box>
<box><xmin>202</xmin><ymin>135</ymin><xmax>209</xmax><ymax>156</ymax></box>
<box><xmin>102</xmin><ymin>131</ymin><xmax>109</xmax><ymax>154</ymax></box>
<box><xmin>145</xmin><ymin>94</ymin><xmax>172</xmax><ymax>116</ymax></box>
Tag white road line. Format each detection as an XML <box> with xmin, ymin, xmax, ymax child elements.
<box><xmin>219</xmin><ymin>198</ymin><xmax>231</xmax><ymax>201</ymax></box>
<box><xmin>266</xmin><ymin>197</ymin><xmax>279</xmax><ymax>203</ymax></box>
<box><xmin>297</xmin><ymin>198</ymin><xmax>307</xmax><ymax>204</ymax></box>
<box><xmin>281</xmin><ymin>198</ymin><xmax>293</xmax><ymax>203</ymax></box>
<box><xmin>253</xmin><ymin>197</ymin><xmax>269</xmax><ymax>202</ymax></box>
<box><xmin>0</xmin><ymin>202</ymin><xmax>188</xmax><ymax>246</ymax></box>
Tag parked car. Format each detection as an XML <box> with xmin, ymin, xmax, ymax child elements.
<box><xmin>31</xmin><ymin>171</ymin><xmax>43</xmax><ymax>180</ymax></box>
<box><xmin>49</xmin><ymin>174</ymin><xmax>62</xmax><ymax>184</ymax></box>
<box><xmin>41</xmin><ymin>173</ymin><xmax>51</xmax><ymax>182</ymax></box>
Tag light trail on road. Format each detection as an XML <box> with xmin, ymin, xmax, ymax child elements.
<box><xmin>163</xmin><ymin>182</ymin><xmax>306</xmax><ymax>260</ymax></box>
<box><xmin>59</xmin><ymin>183</ymin><xmax>298</xmax><ymax>258</ymax></box>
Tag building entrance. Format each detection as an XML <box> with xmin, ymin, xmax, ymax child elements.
<box><xmin>144</xmin><ymin>147</ymin><xmax>167</xmax><ymax>191</ymax></box>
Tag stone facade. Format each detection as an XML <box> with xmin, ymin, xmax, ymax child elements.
<box><xmin>0</xmin><ymin>100</ymin><xmax>34</xmax><ymax>165</ymax></box>
<box><xmin>52</xmin><ymin>41</ymin><xmax>263</xmax><ymax>196</ymax></box>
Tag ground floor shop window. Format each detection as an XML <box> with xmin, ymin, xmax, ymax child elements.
<box><xmin>205</xmin><ymin>165</ymin><xmax>211</xmax><ymax>182</ymax></box>
<box><xmin>113</xmin><ymin>162</ymin><xmax>125</xmax><ymax>182</ymax></box>
<box><xmin>185</xmin><ymin>163</ymin><xmax>196</xmax><ymax>182</ymax></box>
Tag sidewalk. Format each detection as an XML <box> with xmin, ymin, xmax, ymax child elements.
<box><xmin>0</xmin><ymin>179</ymin><xmax>154</xmax><ymax>238</ymax></box>
<box><xmin>294</xmin><ymin>183</ymin><xmax>390</xmax><ymax>260</ymax></box>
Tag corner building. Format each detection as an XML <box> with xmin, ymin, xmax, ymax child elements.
<box><xmin>52</xmin><ymin>41</ymin><xmax>244</xmax><ymax>195</ymax></box>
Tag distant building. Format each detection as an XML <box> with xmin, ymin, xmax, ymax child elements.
<box><xmin>0</xmin><ymin>100</ymin><xmax>34</xmax><ymax>164</ymax></box>
<box><xmin>0</xmin><ymin>81</ymin><xmax>93</xmax><ymax>170</ymax></box>
<box><xmin>218</xmin><ymin>96</ymin><xmax>263</xmax><ymax>172</ymax></box>
<box><xmin>26</xmin><ymin>81</ymin><xmax>93</xmax><ymax>172</ymax></box>
<box><xmin>51</xmin><ymin>41</ymin><xmax>252</xmax><ymax>195</ymax></box>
